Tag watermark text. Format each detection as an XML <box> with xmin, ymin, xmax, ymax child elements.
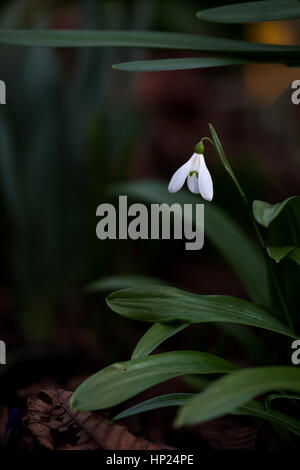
<box><xmin>0</xmin><ymin>80</ymin><xmax>6</xmax><ymax>104</ymax></box>
<box><xmin>0</xmin><ymin>340</ymin><xmax>6</xmax><ymax>365</ymax></box>
<box><xmin>291</xmin><ymin>80</ymin><xmax>300</xmax><ymax>105</ymax></box>
<box><xmin>291</xmin><ymin>339</ymin><xmax>300</xmax><ymax>365</ymax></box>
<box><xmin>96</xmin><ymin>196</ymin><xmax>204</xmax><ymax>250</ymax></box>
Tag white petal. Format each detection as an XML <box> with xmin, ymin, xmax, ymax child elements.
<box><xmin>168</xmin><ymin>155</ymin><xmax>194</xmax><ymax>193</ymax></box>
<box><xmin>190</xmin><ymin>153</ymin><xmax>201</xmax><ymax>172</ymax></box>
<box><xmin>198</xmin><ymin>155</ymin><xmax>213</xmax><ymax>201</ymax></box>
<box><xmin>187</xmin><ymin>173</ymin><xmax>200</xmax><ymax>194</ymax></box>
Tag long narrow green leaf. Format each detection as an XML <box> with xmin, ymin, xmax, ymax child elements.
<box><xmin>109</xmin><ymin>180</ymin><xmax>269</xmax><ymax>305</ymax></box>
<box><xmin>236</xmin><ymin>400</ymin><xmax>300</xmax><ymax>437</ymax></box>
<box><xmin>0</xmin><ymin>115</ymin><xmax>22</xmax><ymax>225</ymax></box>
<box><xmin>253</xmin><ymin>197</ymin><xmax>300</xmax><ymax>228</ymax></box>
<box><xmin>85</xmin><ymin>274</ymin><xmax>166</xmax><ymax>294</ymax></box>
<box><xmin>113</xmin><ymin>57</ymin><xmax>251</xmax><ymax>72</ymax></box>
<box><xmin>106</xmin><ymin>286</ymin><xmax>297</xmax><ymax>339</ymax></box>
<box><xmin>0</xmin><ymin>30</ymin><xmax>299</xmax><ymax>63</ymax></box>
<box><xmin>133</xmin><ymin>321</ymin><xmax>269</xmax><ymax>362</ymax></box>
<box><xmin>113</xmin><ymin>393</ymin><xmax>300</xmax><ymax>437</ymax></box>
<box><xmin>265</xmin><ymin>393</ymin><xmax>300</xmax><ymax>411</ymax></box>
<box><xmin>176</xmin><ymin>366</ymin><xmax>300</xmax><ymax>426</ymax></box>
<box><xmin>131</xmin><ymin>322</ymin><xmax>188</xmax><ymax>359</ymax></box>
<box><xmin>113</xmin><ymin>393</ymin><xmax>194</xmax><ymax>422</ymax></box>
<box><xmin>209</xmin><ymin>124</ymin><xmax>247</xmax><ymax>202</ymax></box>
<box><xmin>197</xmin><ymin>0</ymin><xmax>300</xmax><ymax>24</ymax></box>
<box><xmin>289</xmin><ymin>249</ymin><xmax>300</xmax><ymax>265</ymax></box>
<box><xmin>70</xmin><ymin>351</ymin><xmax>237</xmax><ymax>411</ymax></box>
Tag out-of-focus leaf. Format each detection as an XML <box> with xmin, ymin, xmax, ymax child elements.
<box><xmin>176</xmin><ymin>366</ymin><xmax>300</xmax><ymax>426</ymax></box>
<box><xmin>109</xmin><ymin>180</ymin><xmax>269</xmax><ymax>305</ymax></box>
<box><xmin>85</xmin><ymin>275</ymin><xmax>166</xmax><ymax>293</ymax></box>
<box><xmin>131</xmin><ymin>322</ymin><xmax>188</xmax><ymax>359</ymax></box>
<box><xmin>113</xmin><ymin>57</ymin><xmax>251</xmax><ymax>72</ymax></box>
<box><xmin>71</xmin><ymin>351</ymin><xmax>237</xmax><ymax>411</ymax></box>
<box><xmin>113</xmin><ymin>393</ymin><xmax>194</xmax><ymax>422</ymax></box>
<box><xmin>182</xmin><ymin>376</ymin><xmax>210</xmax><ymax>391</ymax></box>
<box><xmin>267</xmin><ymin>246</ymin><xmax>295</xmax><ymax>263</ymax></box>
<box><xmin>289</xmin><ymin>249</ymin><xmax>300</xmax><ymax>266</ymax></box>
<box><xmin>254</xmin><ymin>197</ymin><xmax>300</xmax><ymax>259</ymax></box>
<box><xmin>267</xmin><ymin>246</ymin><xmax>300</xmax><ymax>266</ymax></box>
<box><xmin>197</xmin><ymin>0</ymin><xmax>300</xmax><ymax>24</ymax></box>
<box><xmin>0</xmin><ymin>114</ymin><xmax>21</xmax><ymax>224</ymax></box>
<box><xmin>253</xmin><ymin>197</ymin><xmax>300</xmax><ymax>228</ymax></box>
<box><xmin>0</xmin><ymin>30</ymin><xmax>300</xmax><ymax>64</ymax></box>
<box><xmin>106</xmin><ymin>286</ymin><xmax>297</xmax><ymax>338</ymax></box>
<box><xmin>253</xmin><ymin>198</ymin><xmax>300</xmax><ymax>324</ymax></box>
<box><xmin>216</xmin><ymin>323</ymin><xmax>270</xmax><ymax>364</ymax></box>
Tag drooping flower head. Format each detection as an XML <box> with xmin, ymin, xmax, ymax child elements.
<box><xmin>168</xmin><ymin>141</ymin><xmax>213</xmax><ymax>201</ymax></box>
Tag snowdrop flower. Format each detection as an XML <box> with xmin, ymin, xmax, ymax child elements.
<box><xmin>168</xmin><ymin>141</ymin><xmax>213</xmax><ymax>201</ymax></box>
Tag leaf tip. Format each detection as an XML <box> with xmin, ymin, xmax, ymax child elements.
<box><xmin>173</xmin><ymin>415</ymin><xmax>183</xmax><ymax>428</ymax></box>
<box><xmin>70</xmin><ymin>390</ymin><xmax>83</xmax><ymax>411</ymax></box>
<box><xmin>105</xmin><ymin>293</ymin><xmax>113</xmax><ymax>308</ymax></box>
<box><xmin>69</xmin><ymin>394</ymin><xmax>81</xmax><ymax>410</ymax></box>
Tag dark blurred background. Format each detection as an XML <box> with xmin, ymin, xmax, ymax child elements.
<box><xmin>0</xmin><ymin>0</ymin><xmax>299</xmax><ymax>446</ymax></box>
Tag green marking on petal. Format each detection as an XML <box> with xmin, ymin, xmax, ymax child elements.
<box><xmin>189</xmin><ymin>171</ymin><xmax>199</xmax><ymax>177</ymax></box>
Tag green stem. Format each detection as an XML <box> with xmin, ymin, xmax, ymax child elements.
<box><xmin>200</xmin><ymin>137</ymin><xmax>214</xmax><ymax>146</ymax></box>
<box><xmin>206</xmin><ymin>129</ymin><xmax>295</xmax><ymax>332</ymax></box>
<box><xmin>246</xmin><ymin>199</ymin><xmax>295</xmax><ymax>333</ymax></box>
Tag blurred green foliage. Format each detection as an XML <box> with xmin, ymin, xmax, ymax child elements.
<box><xmin>0</xmin><ymin>0</ymin><xmax>157</xmax><ymax>341</ymax></box>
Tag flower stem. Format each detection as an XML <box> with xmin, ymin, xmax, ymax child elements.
<box><xmin>200</xmin><ymin>137</ymin><xmax>214</xmax><ymax>146</ymax></box>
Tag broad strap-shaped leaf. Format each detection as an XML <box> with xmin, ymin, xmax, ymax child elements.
<box><xmin>0</xmin><ymin>30</ymin><xmax>300</xmax><ymax>64</ymax></box>
<box><xmin>131</xmin><ymin>322</ymin><xmax>187</xmax><ymax>359</ymax></box>
<box><xmin>197</xmin><ymin>0</ymin><xmax>300</xmax><ymax>24</ymax></box>
<box><xmin>106</xmin><ymin>286</ymin><xmax>297</xmax><ymax>339</ymax></box>
<box><xmin>85</xmin><ymin>274</ymin><xmax>166</xmax><ymax>294</ymax></box>
<box><xmin>70</xmin><ymin>351</ymin><xmax>237</xmax><ymax>411</ymax></box>
<box><xmin>267</xmin><ymin>246</ymin><xmax>300</xmax><ymax>266</ymax></box>
<box><xmin>113</xmin><ymin>57</ymin><xmax>251</xmax><ymax>72</ymax></box>
<box><xmin>253</xmin><ymin>197</ymin><xmax>300</xmax><ymax>228</ymax></box>
<box><xmin>176</xmin><ymin>366</ymin><xmax>300</xmax><ymax>426</ymax></box>
<box><xmin>112</xmin><ymin>393</ymin><xmax>300</xmax><ymax>438</ymax></box>
<box><xmin>109</xmin><ymin>180</ymin><xmax>269</xmax><ymax>305</ymax></box>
